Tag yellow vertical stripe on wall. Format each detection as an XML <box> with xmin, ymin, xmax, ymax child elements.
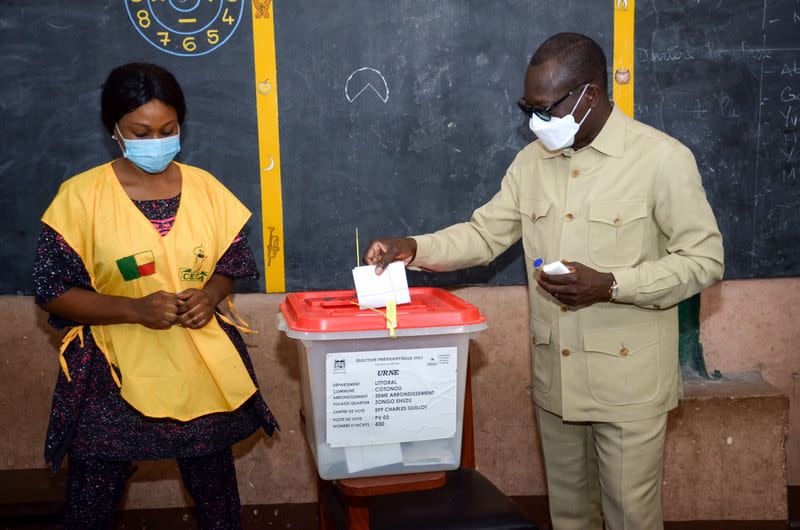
<box><xmin>613</xmin><ymin>0</ymin><xmax>635</xmax><ymax>118</ymax></box>
<box><xmin>251</xmin><ymin>1</ymin><xmax>286</xmax><ymax>293</ymax></box>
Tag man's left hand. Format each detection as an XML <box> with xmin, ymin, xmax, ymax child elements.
<box><xmin>176</xmin><ymin>288</ymin><xmax>215</xmax><ymax>329</ymax></box>
<box><xmin>536</xmin><ymin>261</ymin><xmax>615</xmax><ymax>307</ymax></box>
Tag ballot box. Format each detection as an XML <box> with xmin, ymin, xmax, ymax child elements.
<box><xmin>278</xmin><ymin>288</ymin><xmax>487</xmax><ymax>480</ymax></box>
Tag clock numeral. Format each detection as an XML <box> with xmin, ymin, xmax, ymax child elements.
<box><xmin>222</xmin><ymin>8</ymin><xmax>235</xmax><ymax>25</ymax></box>
<box><xmin>157</xmin><ymin>31</ymin><xmax>171</xmax><ymax>46</ymax></box>
<box><xmin>182</xmin><ymin>36</ymin><xmax>197</xmax><ymax>52</ymax></box>
<box><xmin>207</xmin><ymin>29</ymin><xmax>220</xmax><ymax>44</ymax></box>
<box><xmin>136</xmin><ymin>10</ymin><xmax>151</xmax><ymax>28</ymax></box>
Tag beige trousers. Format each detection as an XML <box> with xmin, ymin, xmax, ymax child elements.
<box><xmin>536</xmin><ymin>406</ymin><xmax>668</xmax><ymax>530</ymax></box>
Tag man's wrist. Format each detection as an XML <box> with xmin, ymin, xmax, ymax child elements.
<box><xmin>608</xmin><ymin>273</ymin><xmax>618</xmax><ymax>301</ymax></box>
<box><xmin>406</xmin><ymin>237</ymin><xmax>418</xmax><ymax>263</ymax></box>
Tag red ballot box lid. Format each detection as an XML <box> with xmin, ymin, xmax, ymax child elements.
<box><xmin>280</xmin><ymin>287</ymin><xmax>485</xmax><ymax>332</ymax></box>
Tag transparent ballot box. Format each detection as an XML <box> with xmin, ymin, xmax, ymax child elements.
<box><xmin>278</xmin><ymin>288</ymin><xmax>487</xmax><ymax>480</ymax></box>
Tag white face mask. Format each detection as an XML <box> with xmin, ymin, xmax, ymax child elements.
<box><xmin>528</xmin><ymin>84</ymin><xmax>592</xmax><ymax>152</ymax></box>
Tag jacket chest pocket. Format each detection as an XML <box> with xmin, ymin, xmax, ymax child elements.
<box><xmin>521</xmin><ymin>198</ymin><xmax>554</xmax><ymax>259</ymax></box>
<box><xmin>588</xmin><ymin>201</ymin><xmax>648</xmax><ymax>268</ymax></box>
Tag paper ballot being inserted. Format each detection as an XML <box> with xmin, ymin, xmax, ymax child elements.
<box><xmin>352</xmin><ymin>261</ymin><xmax>411</xmax><ymax>308</ymax></box>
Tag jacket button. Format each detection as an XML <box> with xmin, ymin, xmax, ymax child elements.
<box><xmin>561</xmin><ymin>348</ymin><xmax>571</xmax><ymax>357</ymax></box>
<box><xmin>565</xmin><ymin>213</ymin><xmax>574</xmax><ymax>222</ymax></box>
<box><xmin>570</xmin><ymin>169</ymin><xmax>580</xmax><ymax>178</ymax></box>
<box><xmin>560</xmin><ymin>305</ymin><xmax>568</xmax><ymax>313</ymax></box>
<box><xmin>619</xmin><ymin>347</ymin><xmax>629</xmax><ymax>357</ymax></box>
<box><xmin>530</xmin><ymin>212</ymin><xmax>537</xmax><ymax>221</ymax></box>
<box><xmin>613</xmin><ymin>217</ymin><xmax>622</xmax><ymax>226</ymax></box>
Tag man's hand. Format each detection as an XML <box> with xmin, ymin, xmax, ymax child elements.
<box><xmin>536</xmin><ymin>261</ymin><xmax>615</xmax><ymax>307</ymax></box>
<box><xmin>132</xmin><ymin>290</ymin><xmax>179</xmax><ymax>330</ymax></box>
<box><xmin>176</xmin><ymin>288</ymin><xmax>215</xmax><ymax>329</ymax></box>
<box><xmin>362</xmin><ymin>237</ymin><xmax>417</xmax><ymax>275</ymax></box>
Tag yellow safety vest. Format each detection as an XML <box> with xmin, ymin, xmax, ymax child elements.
<box><xmin>41</xmin><ymin>162</ymin><xmax>257</xmax><ymax>421</ymax></box>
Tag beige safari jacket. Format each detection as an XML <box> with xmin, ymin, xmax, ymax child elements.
<box><xmin>411</xmin><ymin>105</ymin><xmax>724</xmax><ymax>422</ymax></box>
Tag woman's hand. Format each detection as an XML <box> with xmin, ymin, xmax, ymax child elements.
<box><xmin>132</xmin><ymin>290</ymin><xmax>179</xmax><ymax>329</ymax></box>
<box><xmin>176</xmin><ymin>288</ymin><xmax>216</xmax><ymax>329</ymax></box>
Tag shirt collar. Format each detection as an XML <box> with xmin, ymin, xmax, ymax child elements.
<box><xmin>538</xmin><ymin>102</ymin><xmax>626</xmax><ymax>159</ymax></box>
<box><xmin>588</xmin><ymin>103</ymin><xmax>626</xmax><ymax>158</ymax></box>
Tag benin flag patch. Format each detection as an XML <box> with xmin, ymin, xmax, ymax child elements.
<box><xmin>116</xmin><ymin>251</ymin><xmax>156</xmax><ymax>281</ymax></box>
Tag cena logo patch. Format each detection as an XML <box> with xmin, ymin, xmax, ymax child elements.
<box><xmin>116</xmin><ymin>251</ymin><xmax>156</xmax><ymax>281</ymax></box>
<box><xmin>179</xmin><ymin>244</ymin><xmax>208</xmax><ymax>282</ymax></box>
<box><xmin>179</xmin><ymin>268</ymin><xmax>208</xmax><ymax>282</ymax></box>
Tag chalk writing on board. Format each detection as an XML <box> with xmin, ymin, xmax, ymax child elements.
<box><xmin>345</xmin><ymin>67</ymin><xmax>390</xmax><ymax>103</ymax></box>
<box><xmin>124</xmin><ymin>0</ymin><xmax>244</xmax><ymax>57</ymax></box>
<box><xmin>636</xmin><ymin>0</ymin><xmax>800</xmax><ymax>278</ymax></box>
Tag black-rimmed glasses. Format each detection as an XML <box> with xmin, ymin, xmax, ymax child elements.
<box><xmin>517</xmin><ymin>82</ymin><xmax>590</xmax><ymax>121</ymax></box>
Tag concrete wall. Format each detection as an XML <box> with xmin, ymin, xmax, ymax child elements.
<box><xmin>700</xmin><ymin>278</ymin><xmax>800</xmax><ymax>486</ymax></box>
<box><xmin>0</xmin><ymin>278</ymin><xmax>796</xmax><ymax>518</ymax></box>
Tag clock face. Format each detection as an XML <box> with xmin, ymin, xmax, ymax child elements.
<box><xmin>125</xmin><ymin>0</ymin><xmax>245</xmax><ymax>57</ymax></box>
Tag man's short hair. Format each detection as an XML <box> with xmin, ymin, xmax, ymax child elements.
<box><xmin>530</xmin><ymin>33</ymin><xmax>608</xmax><ymax>92</ymax></box>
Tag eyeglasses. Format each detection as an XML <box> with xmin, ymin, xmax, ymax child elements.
<box><xmin>517</xmin><ymin>82</ymin><xmax>590</xmax><ymax>121</ymax></box>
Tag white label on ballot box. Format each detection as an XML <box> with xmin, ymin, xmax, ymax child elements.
<box><xmin>326</xmin><ymin>347</ymin><xmax>457</xmax><ymax>448</ymax></box>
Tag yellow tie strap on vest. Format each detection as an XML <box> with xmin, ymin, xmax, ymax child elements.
<box><xmin>59</xmin><ymin>326</ymin><xmax>122</xmax><ymax>387</ymax></box>
<box><xmin>349</xmin><ymin>300</ymin><xmax>398</xmax><ymax>338</ymax></box>
<box><xmin>215</xmin><ymin>296</ymin><xmax>258</xmax><ymax>335</ymax></box>
<box><xmin>58</xmin><ymin>326</ymin><xmax>84</xmax><ymax>382</ymax></box>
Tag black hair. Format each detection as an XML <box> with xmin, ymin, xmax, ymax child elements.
<box><xmin>100</xmin><ymin>62</ymin><xmax>186</xmax><ymax>135</ymax></box>
<box><xmin>529</xmin><ymin>33</ymin><xmax>608</xmax><ymax>93</ymax></box>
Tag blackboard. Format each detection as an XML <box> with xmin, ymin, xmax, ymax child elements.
<box><xmin>0</xmin><ymin>0</ymin><xmax>264</xmax><ymax>294</ymax></box>
<box><xmin>274</xmin><ymin>0</ymin><xmax>613</xmax><ymax>291</ymax></box>
<box><xmin>636</xmin><ymin>0</ymin><xmax>800</xmax><ymax>279</ymax></box>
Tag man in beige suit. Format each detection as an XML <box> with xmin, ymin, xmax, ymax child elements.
<box><xmin>363</xmin><ymin>33</ymin><xmax>724</xmax><ymax>530</ymax></box>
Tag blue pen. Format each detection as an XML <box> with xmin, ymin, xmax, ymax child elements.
<box><xmin>532</xmin><ymin>257</ymin><xmax>544</xmax><ymax>269</ymax></box>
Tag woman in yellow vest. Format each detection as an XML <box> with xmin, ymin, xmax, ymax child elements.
<box><xmin>34</xmin><ymin>63</ymin><xmax>278</xmax><ymax>529</ymax></box>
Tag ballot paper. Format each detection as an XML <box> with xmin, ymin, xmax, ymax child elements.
<box><xmin>344</xmin><ymin>443</ymin><xmax>404</xmax><ymax>474</ymax></box>
<box><xmin>401</xmin><ymin>438</ymin><xmax>457</xmax><ymax>467</ymax></box>
<box><xmin>352</xmin><ymin>261</ymin><xmax>411</xmax><ymax>308</ymax></box>
<box><xmin>542</xmin><ymin>261</ymin><xmax>571</xmax><ymax>275</ymax></box>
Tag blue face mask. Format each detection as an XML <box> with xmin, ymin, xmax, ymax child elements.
<box><xmin>115</xmin><ymin>123</ymin><xmax>181</xmax><ymax>174</ymax></box>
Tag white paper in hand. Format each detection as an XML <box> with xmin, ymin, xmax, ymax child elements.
<box><xmin>352</xmin><ymin>261</ymin><xmax>411</xmax><ymax>308</ymax></box>
<box><xmin>542</xmin><ymin>261</ymin><xmax>571</xmax><ymax>275</ymax></box>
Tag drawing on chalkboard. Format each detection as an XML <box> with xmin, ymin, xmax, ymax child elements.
<box><xmin>124</xmin><ymin>0</ymin><xmax>244</xmax><ymax>57</ymax></box>
<box><xmin>253</xmin><ymin>0</ymin><xmax>272</xmax><ymax>19</ymax></box>
<box><xmin>266</xmin><ymin>226</ymin><xmax>281</xmax><ymax>267</ymax></box>
<box><xmin>257</xmin><ymin>79</ymin><xmax>273</xmax><ymax>95</ymax></box>
<box><xmin>345</xmin><ymin>67</ymin><xmax>390</xmax><ymax>103</ymax></box>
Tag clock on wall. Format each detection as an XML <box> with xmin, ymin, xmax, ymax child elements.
<box><xmin>125</xmin><ymin>0</ymin><xmax>245</xmax><ymax>57</ymax></box>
